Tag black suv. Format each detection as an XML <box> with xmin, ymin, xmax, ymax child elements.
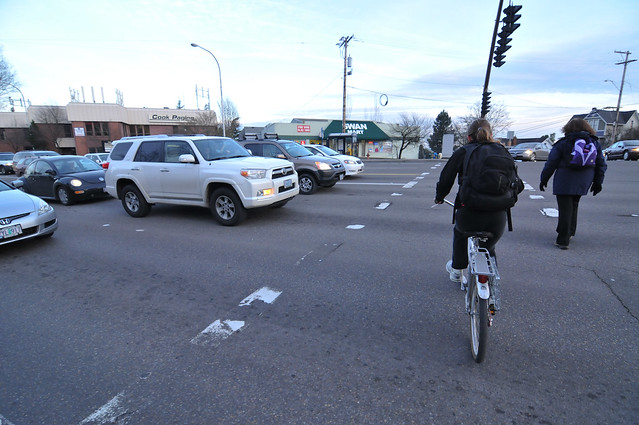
<box><xmin>239</xmin><ymin>137</ymin><xmax>345</xmax><ymax>194</ymax></box>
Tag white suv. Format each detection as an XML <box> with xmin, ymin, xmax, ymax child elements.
<box><xmin>104</xmin><ymin>135</ymin><xmax>298</xmax><ymax>225</ymax></box>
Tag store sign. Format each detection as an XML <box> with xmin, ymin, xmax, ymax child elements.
<box><xmin>74</xmin><ymin>127</ymin><xmax>85</xmax><ymax>137</ymax></box>
<box><xmin>297</xmin><ymin>125</ymin><xmax>311</xmax><ymax>133</ymax></box>
<box><xmin>345</xmin><ymin>122</ymin><xmax>368</xmax><ymax>135</ymax></box>
<box><xmin>149</xmin><ymin>114</ymin><xmax>196</xmax><ymax>122</ymax></box>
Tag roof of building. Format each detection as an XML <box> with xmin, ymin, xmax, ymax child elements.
<box><xmin>572</xmin><ymin>108</ymin><xmax>637</xmax><ymax>125</ymax></box>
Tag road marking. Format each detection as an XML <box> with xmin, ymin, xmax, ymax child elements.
<box><xmin>541</xmin><ymin>208</ymin><xmax>559</xmax><ymax>217</ymax></box>
<box><xmin>529</xmin><ymin>195</ymin><xmax>544</xmax><ymax>199</ymax></box>
<box><xmin>375</xmin><ymin>202</ymin><xmax>390</xmax><ymax>210</ymax></box>
<box><xmin>0</xmin><ymin>413</ymin><xmax>16</xmax><ymax>425</ymax></box>
<box><xmin>391</xmin><ymin>193</ymin><xmax>402</xmax><ymax>196</ymax></box>
<box><xmin>523</xmin><ymin>183</ymin><xmax>535</xmax><ymax>191</ymax></box>
<box><xmin>191</xmin><ymin>319</ymin><xmax>246</xmax><ymax>346</ymax></box>
<box><xmin>338</xmin><ymin>182</ymin><xmax>408</xmax><ymax>186</ymax></box>
<box><xmin>135</xmin><ymin>229</ymin><xmax>144</xmax><ymax>232</ymax></box>
<box><xmin>402</xmin><ymin>181</ymin><xmax>418</xmax><ymax>188</ymax></box>
<box><xmin>80</xmin><ymin>392</ymin><xmax>128</xmax><ymax>424</ymax></box>
<box><xmin>102</xmin><ymin>224</ymin><xmax>110</xmax><ymax>227</ymax></box>
<box><xmin>346</xmin><ymin>224</ymin><xmax>365</xmax><ymax>229</ymax></box>
<box><xmin>239</xmin><ymin>287</ymin><xmax>282</xmax><ymax>306</ymax></box>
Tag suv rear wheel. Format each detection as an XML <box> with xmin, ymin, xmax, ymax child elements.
<box><xmin>298</xmin><ymin>173</ymin><xmax>317</xmax><ymax>195</ymax></box>
<box><xmin>210</xmin><ymin>187</ymin><xmax>246</xmax><ymax>226</ymax></box>
<box><xmin>121</xmin><ymin>184</ymin><xmax>151</xmax><ymax>217</ymax></box>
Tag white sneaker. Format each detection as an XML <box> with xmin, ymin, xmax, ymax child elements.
<box><xmin>446</xmin><ymin>260</ymin><xmax>463</xmax><ymax>283</ymax></box>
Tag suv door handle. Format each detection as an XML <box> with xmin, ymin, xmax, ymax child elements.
<box><xmin>130</xmin><ymin>167</ymin><xmax>140</xmax><ymax>171</ymax></box>
<box><xmin>160</xmin><ymin>169</ymin><xmax>170</xmax><ymax>172</ymax></box>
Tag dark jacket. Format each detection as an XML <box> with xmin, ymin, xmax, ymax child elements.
<box><xmin>540</xmin><ymin>131</ymin><xmax>607</xmax><ymax>196</ymax></box>
<box><xmin>435</xmin><ymin>142</ymin><xmax>478</xmax><ymax>208</ymax></box>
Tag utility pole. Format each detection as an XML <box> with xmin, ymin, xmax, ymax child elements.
<box><xmin>337</xmin><ymin>35</ymin><xmax>353</xmax><ymax>132</ymax></box>
<box><xmin>611</xmin><ymin>50</ymin><xmax>636</xmax><ymax>143</ymax></box>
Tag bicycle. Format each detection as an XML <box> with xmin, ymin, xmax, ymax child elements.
<box><xmin>463</xmin><ymin>231</ymin><xmax>501</xmax><ymax>363</ymax></box>
<box><xmin>437</xmin><ymin>199</ymin><xmax>501</xmax><ymax>363</ymax></box>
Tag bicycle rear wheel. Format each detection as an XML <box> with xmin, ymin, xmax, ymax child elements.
<box><xmin>469</xmin><ymin>276</ymin><xmax>489</xmax><ymax>363</ymax></box>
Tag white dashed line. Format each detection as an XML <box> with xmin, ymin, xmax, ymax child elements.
<box><xmin>376</xmin><ymin>202</ymin><xmax>390</xmax><ymax>210</ymax></box>
<box><xmin>191</xmin><ymin>319</ymin><xmax>246</xmax><ymax>346</ymax></box>
<box><xmin>391</xmin><ymin>193</ymin><xmax>402</xmax><ymax>196</ymax></box>
<box><xmin>346</xmin><ymin>224</ymin><xmax>365</xmax><ymax>229</ymax></box>
<box><xmin>239</xmin><ymin>287</ymin><xmax>282</xmax><ymax>306</ymax></box>
<box><xmin>541</xmin><ymin>208</ymin><xmax>559</xmax><ymax>217</ymax></box>
<box><xmin>80</xmin><ymin>392</ymin><xmax>128</xmax><ymax>424</ymax></box>
<box><xmin>529</xmin><ymin>195</ymin><xmax>544</xmax><ymax>199</ymax></box>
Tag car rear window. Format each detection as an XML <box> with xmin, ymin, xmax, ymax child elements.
<box><xmin>109</xmin><ymin>142</ymin><xmax>133</xmax><ymax>160</ymax></box>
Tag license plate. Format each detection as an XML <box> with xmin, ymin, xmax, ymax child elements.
<box><xmin>284</xmin><ymin>179</ymin><xmax>293</xmax><ymax>189</ymax></box>
<box><xmin>0</xmin><ymin>224</ymin><xmax>23</xmax><ymax>239</ymax></box>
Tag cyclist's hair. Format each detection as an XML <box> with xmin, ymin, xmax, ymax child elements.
<box><xmin>468</xmin><ymin>119</ymin><xmax>494</xmax><ymax>143</ymax></box>
<box><xmin>562</xmin><ymin>118</ymin><xmax>596</xmax><ymax>136</ymax></box>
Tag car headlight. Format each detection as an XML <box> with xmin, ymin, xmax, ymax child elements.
<box><xmin>38</xmin><ymin>199</ymin><xmax>53</xmax><ymax>215</ymax></box>
<box><xmin>631</xmin><ymin>147</ymin><xmax>639</xmax><ymax>152</ymax></box>
<box><xmin>315</xmin><ymin>161</ymin><xmax>332</xmax><ymax>171</ymax></box>
<box><xmin>241</xmin><ymin>169</ymin><xmax>266</xmax><ymax>179</ymax></box>
<box><xmin>343</xmin><ymin>159</ymin><xmax>356</xmax><ymax>164</ymax></box>
<box><xmin>70</xmin><ymin>179</ymin><xmax>83</xmax><ymax>187</ymax></box>
<box><xmin>524</xmin><ymin>150</ymin><xmax>533</xmax><ymax>155</ymax></box>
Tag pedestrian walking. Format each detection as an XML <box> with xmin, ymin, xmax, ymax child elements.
<box><xmin>539</xmin><ymin>118</ymin><xmax>607</xmax><ymax>249</ymax></box>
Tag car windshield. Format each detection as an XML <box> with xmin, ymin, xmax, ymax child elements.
<box><xmin>193</xmin><ymin>138</ymin><xmax>250</xmax><ymax>161</ymax></box>
<box><xmin>281</xmin><ymin>142</ymin><xmax>312</xmax><ymax>158</ymax></box>
<box><xmin>313</xmin><ymin>145</ymin><xmax>339</xmax><ymax>156</ymax></box>
<box><xmin>50</xmin><ymin>156</ymin><xmax>102</xmax><ymax>173</ymax></box>
<box><xmin>516</xmin><ymin>143</ymin><xmax>537</xmax><ymax>149</ymax></box>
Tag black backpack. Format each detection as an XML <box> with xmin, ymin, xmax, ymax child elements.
<box><xmin>459</xmin><ymin>142</ymin><xmax>524</xmax><ymax>212</ymax></box>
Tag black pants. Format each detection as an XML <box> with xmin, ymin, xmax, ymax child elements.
<box><xmin>451</xmin><ymin>208</ymin><xmax>507</xmax><ymax>270</ymax></box>
<box><xmin>555</xmin><ymin>194</ymin><xmax>581</xmax><ymax>246</ymax></box>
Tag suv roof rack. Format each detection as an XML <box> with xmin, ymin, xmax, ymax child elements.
<box><xmin>119</xmin><ymin>134</ymin><xmax>208</xmax><ymax>140</ymax></box>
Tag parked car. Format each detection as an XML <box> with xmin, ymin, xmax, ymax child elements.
<box><xmin>0</xmin><ymin>152</ymin><xmax>14</xmax><ymax>174</ymax></box>
<box><xmin>603</xmin><ymin>140</ymin><xmax>639</xmax><ymax>161</ymax></box>
<box><xmin>11</xmin><ymin>150</ymin><xmax>60</xmax><ymax>170</ymax></box>
<box><xmin>509</xmin><ymin>142</ymin><xmax>551</xmax><ymax>161</ymax></box>
<box><xmin>12</xmin><ymin>157</ymin><xmax>37</xmax><ymax>176</ymax></box>
<box><xmin>85</xmin><ymin>153</ymin><xmax>110</xmax><ymax>164</ymax></box>
<box><xmin>239</xmin><ymin>137</ymin><xmax>345</xmax><ymax>194</ymax></box>
<box><xmin>303</xmin><ymin>144</ymin><xmax>364</xmax><ymax>176</ymax></box>
<box><xmin>104</xmin><ymin>135</ymin><xmax>298</xmax><ymax>226</ymax></box>
<box><xmin>0</xmin><ymin>179</ymin><xmax>58</xmax><ymax>246</ymax></box>
<box><xmin>12</xmin><ymin>155</ymin><xmax>109</xmax><ymax>205</ymax></box>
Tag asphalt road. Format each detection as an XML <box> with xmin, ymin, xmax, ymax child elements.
<box><xmin>1</xmin><ymin>159</ymin><xmax>637</xmax><ymax>425</ymax></box>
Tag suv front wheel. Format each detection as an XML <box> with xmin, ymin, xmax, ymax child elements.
<box><xmin>210</xmin><ymin>187</ymin><xmax>246</xmax><ymax>226</ymax></box>
<box><xmin>298</xmin><ymin>173</ymin><xmax>317</xmax><ymax>195</ymax></box>
<box><xmin>121</xmin><ymin>184</ymin><xmax>151</xmax><ymax>217</ymax></box>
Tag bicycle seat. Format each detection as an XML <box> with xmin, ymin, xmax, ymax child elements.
<box><xmin>463</xmin><ymin>231</ymin><xmax>494</xmax><ymax>239</ymax></box>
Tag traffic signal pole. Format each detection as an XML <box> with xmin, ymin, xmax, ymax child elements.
<box><xmin>481</xmin><ymin>0</ymin><xmax>504</xmax><ymax>118</ymax></box>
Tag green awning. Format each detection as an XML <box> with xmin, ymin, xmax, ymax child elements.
<box><xmin>323</xmin><ymin>120</ymin><xmax>389</xmax><ymax>141</ymax></box>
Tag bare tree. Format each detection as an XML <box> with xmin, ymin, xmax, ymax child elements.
<box><xmin>390</xmin><ymin>112</ymin><xmax>433</xmax><ymax>159</ymax></box>
<box><xmin>177</xmin><ymin>110</ymin><xmax>220</xmax><ymax>135</ymax></box>
<box><xmin>34</xmin><ymin>106</ymin><xmax>68</xmax><ymax>149</ymax></box>
<box><xmin>0</xmin><ymin>48</ymin><xmax>20</xmax><ymax>110</ymax></box>
<box><xmin>221</xmin><ymin>98</ymin><xmax>240</xmax><ymax>137</ymax></box>
<box><xmin>454</xmin><ymin>102</ymin><xmax>513</xmax><ymax>147</ymax></box>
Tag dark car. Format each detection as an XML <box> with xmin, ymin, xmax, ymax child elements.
<box><xmin>12</xmin><ymin>157</ymin><xmax>37</xmax><ymax>176</ymax></box>
<box><xmin>604</xmin><ymin>140</ymin><xmax>639</xmax><ymax>161</ymax></box>
<box><xmin>0</xmin><ymin>152</ymin><xmax>14</xmax><ymax>174</ymax></box>
<box><xmin>12</xmin><ymin>155</ymin><xmax>110</xmax><ymax>205</ymax></box>
<box><xmin>238</xmin><ymin>138</ymin><xmax>345</xmax><ymax>194</ymax></box>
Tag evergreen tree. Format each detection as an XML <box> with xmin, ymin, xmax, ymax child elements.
<box><xmin>428</xmin><ymin>110</ymin><xmax>452</xmax><ymax>154</ymax></box>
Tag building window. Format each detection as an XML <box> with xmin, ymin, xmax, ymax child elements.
<box><xmin>86</xmin><ymin>122</ymin><xmax>109</xmax><ymax>136</ymax></box>
<box><xmin>63</xmin><ymin>124</ymin><xmax>73</xmax><ymax>138</ymax></box>
<box><xmin>129</xmin><ymin>125</ymin><xmax>150</xmax><ymax>136</ymax></box>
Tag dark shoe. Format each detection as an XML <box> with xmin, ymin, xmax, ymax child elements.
<box><xmin>554</xmin><ymin>243</ymin><xmax>569</xmax><ymax>250</ymax></box>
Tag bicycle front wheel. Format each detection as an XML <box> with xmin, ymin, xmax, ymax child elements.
<box><xmin>469</xmin><ymin>276</ymin><xmax>489</xmax><ymax>363</ymax></box>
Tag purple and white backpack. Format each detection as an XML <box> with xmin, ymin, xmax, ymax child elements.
<box><xmin>569</xmin><ymin>138</ymin><xmax>597</xmax><ymax>168</ymax></box>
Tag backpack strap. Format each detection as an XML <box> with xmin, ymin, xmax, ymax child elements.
<box><xmin>507</xmin><ymin>208</ymin><xmax>513</xmax><ymax>231</ymax></box>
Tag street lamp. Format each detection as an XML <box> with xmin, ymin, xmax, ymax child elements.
<box><xmin>191</xmin><ymin>43</ymin><xmax>225</xmax><ymax>137</ymax></box>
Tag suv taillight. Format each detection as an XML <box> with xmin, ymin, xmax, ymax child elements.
<box><xmin>101</xmin><ymin>162</ymin><xmax>109</xmax><ymax>169</ymax></box>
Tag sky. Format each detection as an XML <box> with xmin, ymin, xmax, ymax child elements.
<box><xmin>1</xmin><ymin>0</ymin><xmax>638</xmax><ymax>138</ymax></box>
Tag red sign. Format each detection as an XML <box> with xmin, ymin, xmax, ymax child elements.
<box><xmin>297</xmin><ymin>125</ymin><xmax>311</xmax><ymax>133</ymax></box>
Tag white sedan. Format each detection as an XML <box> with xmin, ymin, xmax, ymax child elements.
<box><xmin>0</xmin><ymin>179</ymin><xmax>58</xmax><ymax>245</ymax></box>
<box><xmin>304</xmin><ymin>144</ymin><xmax>364</xmax><ymax>176</ymax></box>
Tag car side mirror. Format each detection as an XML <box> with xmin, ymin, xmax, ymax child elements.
<box><xmin>179</xmin><ymin>154</ymin><xmax>196</xmax><ymax>163</ymax></box>
<box><xmin>46</xmin><ymin>169</ymin><xmax>56</xmax><ymax>176</ymax></box>
<box><xmin>12</xmin><ymin>180</ymin><xmax>23</xmax><ymax>189</ymax></box>
<box><xmin>276</xmin><ymin>154</ymin><xmax>286</xmax><ymax>159</ymax></box>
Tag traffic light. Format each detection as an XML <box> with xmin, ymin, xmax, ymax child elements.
<box><xmin>493</xmin><ymin>4</ymin><xmax>522</xmax><ymax>68</ymax></box>
<box><xmin>481</xmin><ymin>91</ymin><xmax>491</xmax><ymax>117</ymax></box>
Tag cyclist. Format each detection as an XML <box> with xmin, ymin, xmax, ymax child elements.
<box><xmin>434</xmin><ymin>119</ymin><xmax>520</xmax><ymax>282</ymax></box>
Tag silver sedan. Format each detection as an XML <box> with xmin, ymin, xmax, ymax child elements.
<box><xmin>0</xmin><ymin>179</ymin><xmax>58</xmax><ymax>246</ymax></box>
